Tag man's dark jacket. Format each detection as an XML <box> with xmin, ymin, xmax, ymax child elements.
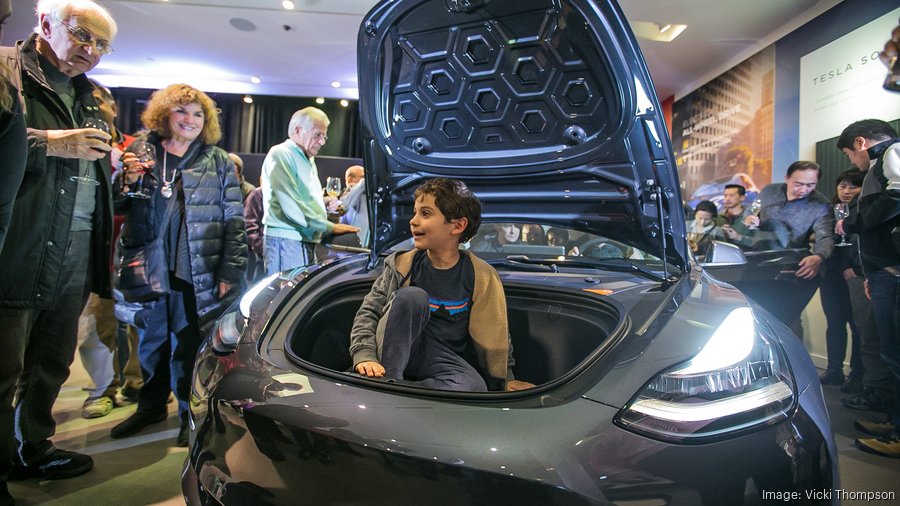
<box><xmin>0</xmin><ymin>34</ymin><xmax>112</xmax><ymax>308</ymax></box>
<box><xmin>843</xmin><ymin>138</ymin><xmax>900</xmax><ymax>271</ymax></box>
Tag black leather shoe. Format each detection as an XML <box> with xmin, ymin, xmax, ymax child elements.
<box><xmin>8</xmin><ymin>448</ymin><xmax>93</xmax><ymax>480</ymax></box>
<box><xmin>110</xmin><ymin>410</ymin><xmax>168</xmax><ymax>439</ymax></box>
<box><xmin>819</xmin><ymin>369</ymin><xmax>844</xmax><ymax>385</ymax></box>
<box><xmin>842</xmin><ymin>388</ymin><xmax>891</xmax><ymax>411</ymax></box>
<box><xmin>841</xmin><ymin>370</ymin><xmax>864</xmax><ymax>394</ymax></box>
<box><xmin>177</xmin><ymin>420</ymin><xmax>190</xmax><ymax>447</ymax></box>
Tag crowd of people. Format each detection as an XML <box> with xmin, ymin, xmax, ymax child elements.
<box><xmin>0</xmin><ymin>1</ymin><xmax>365</xmax><ymax>503</ymax></box>
<box><xmin>682</xmin><ymin>120</ymin><xmax>900</xmax><ymax>460</ymax></box>
<box><xmin>0</xmin><ymin>0</ymin><xmax>897</xmax><ymax>503</ymax></box>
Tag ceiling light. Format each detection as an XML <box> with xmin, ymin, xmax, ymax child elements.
<box><xmin>243</xmin><ymin>95</ymin><xmax>253</xmax><ymax>104</ymax></box>
<box><xmin>331</xmin><ymin>81</ymin><xmax>341</xmax><ymax>88</ymax></box>
<box><xmin>315</xmin><ymin>97</ymin><xmax>325</xmax><ymax>104</ymax></box>
<box><xmin>282</xmin><ymin>1</ymin><xmax>295</xmax><ymax>9</ymax></box>
<box><xmin>630</xmin><ymin>21</ymin><xmax>687</xmax><ymax>43</ymax></box>
<box><xmin>340</xmin><ymin>99</ymin><xmax>349</xmax><ymax>107</ymax></box>
<box><xmin>250</xmin><ymin>76</ymin><xmax>261</xmax><ymax>84</ymax></box>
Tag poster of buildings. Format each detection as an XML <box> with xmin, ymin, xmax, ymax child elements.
<box><xmin>671</xmin><ymin>46</ymin><xmax>775</xmax><ymax>208</ymax></box>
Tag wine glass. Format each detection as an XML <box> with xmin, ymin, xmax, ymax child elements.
<box><xmin>747</xmin><ymin>198</ymin><xmax>763</xmax><ymax>230</ymax></box>
<box><xmin>69</xmin><ymin>118</ymin><xmax>111</xmax><ymax>185</ymax></box>
<box><xmin>325</xmin><ymin>177</ymin><xmax>342</xmax><ymax>199</ymax></box>
<box><xmin>834</xmin><ymin>202</ymin><xmax>851</xmax><ymax>247</ymax></box>
<box><xmin>124</xmin><ymin>141</ymin><xmax>156</xmax><ymax>199</ymax></box>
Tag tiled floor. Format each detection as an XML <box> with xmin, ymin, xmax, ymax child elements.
<box><xmin>6</xmin><ymin>362</ymin><xmax>900</xmax><ymax>505</ymax></box>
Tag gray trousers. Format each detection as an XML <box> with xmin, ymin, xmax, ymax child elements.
<box><xmin>847</xmin><ymin>277</ymin><xmax>893</xmax><ymax>391</ymax></box>
<box><xmin>376</xmin><ymin>287</ymin><xmax>486</xmax><ymax>392</ymax></box>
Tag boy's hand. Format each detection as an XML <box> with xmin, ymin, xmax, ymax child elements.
<box><xmin>356</xmin><ymin>361</ymin><xmax>385</xmax><ymax>377</ymax></box>
<box><xmin>506</xmin><ymin>380</ymin><xmax>535</xmax><ymax>391</ymax></box>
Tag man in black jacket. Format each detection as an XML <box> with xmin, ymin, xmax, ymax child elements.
<box><xmin>836</xmin><ymin>119</ymin><xmax>900</xmax><ymax>458</ymax></box>
<box><xmin>0</xmin><ymin>0</ymin><xmax>116</xmax><ymax>485</ymax></box>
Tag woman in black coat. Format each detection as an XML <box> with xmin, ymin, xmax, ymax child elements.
<box><xmin>110</xmin><ymin>83</ymin><xmax>247</xmax><ymax>446</ymax></box>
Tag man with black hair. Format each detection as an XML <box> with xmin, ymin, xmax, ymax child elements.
<box><xmin>835</xmin><ymin>118</ymin><xmax>900</xmax><ymax>458</ymax></box>
<box><xmin>718</xmin><ymin>184</ymin><xmax>754</xmax><ymax>248</ymax></box>
<box><xmin>738</xmin><ymin>161</ymin><xmax>833</xmax><ymax>328</ymax></box>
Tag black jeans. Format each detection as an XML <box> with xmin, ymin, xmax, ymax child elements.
<box><xmin>0</xmin><ymin>230</ymin><xmax>92</xmax><ymax>473</ymax></box>
<box><xmin>819</xmin><ymin>267</ymin><xmax>863</xmax><ymax>374</ymax></box>
<box><xmin>867</xmin><ymin>269</ymin><xmax>900</xmax><ymax>432</ymax></box>
<box><xmin>377</xmin><ymin>287</ymin><xmax>486</xmax><ymax>391</ymax></box>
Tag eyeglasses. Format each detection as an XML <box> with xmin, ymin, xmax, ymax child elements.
<box><xmin>312</xmin><ymin>131</ymin><xmax>328</xmax><ymax>142</ymax></box>
<box><xmin>56</xmin><ymin>18</ymin><xmax>114</xmax><ymax>55</ymax></box>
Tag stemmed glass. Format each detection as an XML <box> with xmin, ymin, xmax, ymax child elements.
<box><xmin>69</xmin><ymin>118</ymin><xmax>110</xmax><ymax>185</ymax></box>
<box><xmin>747</xmin><ymin>198</ymin><xmax>763</xmax><ymax>230</ymax></box>
<box><xmin>325</xmin><ymin>177</ymin><xmax>342</xmax><ymax>200</ymax></box>
<box><xmin>124</xmin><ymin>141</ymin><xmax>156</xmax><ymax>199</ymax></box>
<box><xmin>834</xmin><ymin>203</ymin><xmax>852</xmax><ymax>247</ymax></box>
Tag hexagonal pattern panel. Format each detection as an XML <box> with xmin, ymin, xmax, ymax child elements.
<box><xmin>382</xmin><ymin>3</ymin><xmax>616</xmax><ymax>157</ymax></box>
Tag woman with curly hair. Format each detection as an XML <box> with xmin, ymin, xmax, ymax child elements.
<box><xmin>110</xmin><ymin>83</ymin><xmax>247</xmax><ymax>446</ymax></box>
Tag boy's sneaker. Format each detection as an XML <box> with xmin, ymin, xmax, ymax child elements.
<box><xmin>842</xmin><ymin>388</ymin><xmax>890</xmax><ymax>411</ymax></box>
<box><xmin>856</xmin><ymin>435</ymin><xmax>900</xmax><ymax>458</ymax></box>
<box><xmin>855</xmin><ymin>420</ymin><xmax>896</xmax><ymax>437</ymax></box>
<box><xmin>81</xmin><ymin>396</ymin><xmax>115</xmax><ymax>419</ymax></box>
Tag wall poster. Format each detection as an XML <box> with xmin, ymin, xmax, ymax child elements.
<box><xmin>671</xmin><ymin>46</ymin><xmax>775</xmax><ymax>209</ymax></box>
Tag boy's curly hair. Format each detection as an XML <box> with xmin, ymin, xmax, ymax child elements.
<box><xmin>414</xmin><ymin>178</ymin><xmax>482</xmax><ymax>243</ymax></box>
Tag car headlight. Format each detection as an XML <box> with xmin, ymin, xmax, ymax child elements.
<box><xmin>615</xmin><ymin>307</ymin><xmax>795</xmax><ymax>443</ymax></box>
<box><xmin>210</xmin><ymin>273</ymin><xmax>281</xmax><ymax>355</ymax></box>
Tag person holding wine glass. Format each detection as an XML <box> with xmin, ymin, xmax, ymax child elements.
<box><xmin>0</xmin><ymin>0</ymin><xmax>117</xmax><ymax>484</ymax></box>
<box><xmin>819</xmin><ymin>169</ymin><xmax>867</xmax><ymax>390</ymax></box>
<box><xmin>735</xmin><ymin>161</ymin><xmax>834</xmax><ymax>330</ymax></box>
<box><xmin>260</xmin><ymin>107</ymin><xmax>359</xmax><ymax>274</ymax></box>
<box><xmin>110</xmin><ymin>83</ymin><xmax>247</xmax><ymax>447</ymax></box>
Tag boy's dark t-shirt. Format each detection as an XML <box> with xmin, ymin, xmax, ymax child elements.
<box><xmin>410</xmin><ymin>251</ymin><xmax>476</xmax><ymax>364</ymax></box>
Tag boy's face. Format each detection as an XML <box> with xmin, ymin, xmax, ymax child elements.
<box><xmin>410</xmin><ymin>193</ymin><xmax>467</xmax><ymax>251</ymax></box>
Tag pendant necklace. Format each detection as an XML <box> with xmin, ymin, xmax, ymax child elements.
<box><xmin>160</xmin><ymin>148</ymin><xmax>176</xmax><ymax>199</ymax></box>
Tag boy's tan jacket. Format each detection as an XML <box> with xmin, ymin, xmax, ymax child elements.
<box><xmin>349</xmin><ymin>249</ymin><xmax>511</xmax><ymax>388</ymax></box>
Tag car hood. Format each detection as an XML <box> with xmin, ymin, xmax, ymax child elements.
<box><xmin>357</xmin><ymin>0</ymin><xmax>687</xmax><ymax>270</ymax></box>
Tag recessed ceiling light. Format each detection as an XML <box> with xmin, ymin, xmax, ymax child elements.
<box><xmin>630</xmin><ymin>21</ymin><xmax>687</xmax><ymax>43</ymax></box>
<box><xmin>250</xmin><ymin>76</ymin><xmax>261</xmax><ymax>84</ymax></box>
<box><xmin>315</xmin><ymin>97</ymin><xmax>325</xmax><ymax>104</ymax></box>
<box><xmin>243</xmin><ymin>95</ymin><xmax>254</xmax><ymax>104</ymax></box>
<box><xmin>340</xmin><ymin>99</ymin><xmax>349</xmax><ymax>107</ymax></box>
<box><xmin>331</xmin><ymin>81</ymin><xmax>341</xmax><ymax>88</ymax></box>
<box><xmin>282</xmin><ymin>1</ymin><xmax>295</xmax><ymax>9</ymax></box>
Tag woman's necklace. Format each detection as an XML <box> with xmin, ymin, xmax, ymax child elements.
<box><xmin>160</xmin><ymin>149</ymin><xmax>177</xmax><ymax>199</ymax></box>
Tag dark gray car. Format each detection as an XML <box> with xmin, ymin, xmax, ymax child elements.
<box><xmin>182</xmin><ymin>1</ymin><xmax>838</xmax><ymax>504</ymax></box>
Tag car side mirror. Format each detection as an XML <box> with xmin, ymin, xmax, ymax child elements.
<box><xmin>700</xmin><ymin>240</ymin><xmax>747</xmax><ymax>267</ymax></box>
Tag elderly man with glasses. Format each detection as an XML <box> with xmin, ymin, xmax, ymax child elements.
<box><xmin>261</xmin><ymin>107</ymin><xmax>359</xmax><ymax>273</ymax></box>
<box><xmin>0</xmin><ymin>0</ymin><xmax>117</xmax><ymax>489</ymax></box>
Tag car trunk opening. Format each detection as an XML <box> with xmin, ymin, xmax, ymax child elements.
<box><xmin>286</xmin><ymin>280</ymin><xmax>622</xmax><ymax>388</ymax></box>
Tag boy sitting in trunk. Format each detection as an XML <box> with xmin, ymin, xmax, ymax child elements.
<box><xmin>349</xmin><ymin>178</ymin><xmax>531</xmax><ymax>391</ymax></box>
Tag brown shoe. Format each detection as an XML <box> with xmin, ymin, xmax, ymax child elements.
<box><xmin>856</xmin><ymin>435</ymin><xmax>900</xmax><ymax>458</ymax></box>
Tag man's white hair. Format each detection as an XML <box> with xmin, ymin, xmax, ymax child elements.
<box><xmin>34</xmin><ymin>0</ymin><xmax>118</xmax><ymax>40</ymax></box>
<box><xmin>288</xmin><ymin>107</ymin><xmax>330</xmax><ymax>136</ymax></box>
